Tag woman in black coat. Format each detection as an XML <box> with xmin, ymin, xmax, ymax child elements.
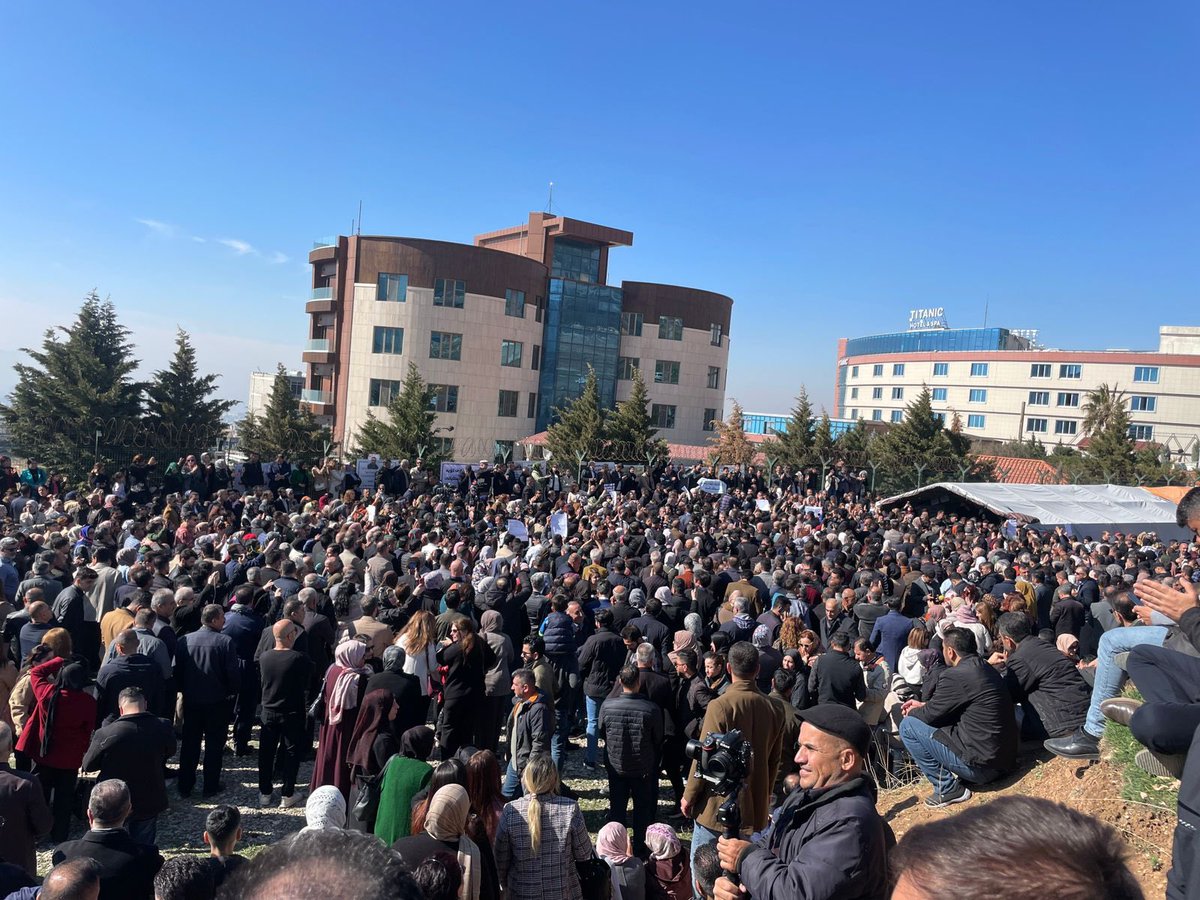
<box><xmin>436</xmin><ymin>617</ymin><xmax>494</xmax><ymax>758</ymax></box>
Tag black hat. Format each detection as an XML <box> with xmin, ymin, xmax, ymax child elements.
<box><xmin>796</xmin><ymin>704</ymin><xmax>872</xmax><ymax>758</ymax></box>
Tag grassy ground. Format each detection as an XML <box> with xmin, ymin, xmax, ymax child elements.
<box><xmin>1102</xmin><ymin>690</ymin><xmax>1179</xmax><ymax>812</ymax></box>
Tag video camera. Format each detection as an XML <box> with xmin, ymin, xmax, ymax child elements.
<box><xmin>685</xmin><ymin>728</ymin><xmax>753</xmax><ymax>842</ymax></box>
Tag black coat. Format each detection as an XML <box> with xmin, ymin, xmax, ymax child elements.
<box><xmin>52</xmin><ymin>828</ymin><xmax>163</xmax><ymax>900</ymax></box>
<box><xmin>95</xmin><ymin>655</ymin><xmax>166</xmax><ymax>723</ymax></box>
<box><xmin>175</xmin><ymin>627</ymin><xmax>239</xmax><ymax>705</ymax></box>
<box><xmin>1004</xmin><ymin>635</ymin><xmax>1090</xmax><ymax>738</ymax></box>
<box><xmin>579</xmin><ymin>629</ymin><xmax>627</xmax><ymax>699</ymax></box>
<box><xmin>630</xmin><ymin>614</ymin><xmax>672</xmax><ymax>668</ymax></box>
<box><xmin>912</xmin><ymin>655</ymin><xmax>1018</xmax><ymax>774</ymax></box>
<box><xmin>598</xmin><ymin>691</ymin><xmax>663</xmax><ymax>778</ymax></box>
<box><xmin>809</xmin><ymin>650</ymin><xmax>866</xmax><ymax>709</ymax></box>
<box><xmin>365</xmin><ymin>668</ymin><xmax>427</xmax><ymax>735</ymax></box>
<box><xmin>0</xmin><ymin>764</ymin><xmax>52</xmax><ymax>875</ymax></box>
<box><xmin>608</xmin><ymin>668</ymin><xmax>677</xmax><ymax>738</ymax></box>
<box><xmin>81</xmin><ymin>713</ymin><xmax>177</xmax><ymax>821</ymax></box>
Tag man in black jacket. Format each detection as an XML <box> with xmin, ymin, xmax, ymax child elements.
<box><xmin>808</xmin><ymin>631</ymin><xmax>866</xmax><ymax>709</ymax></box>
<box><xmin>96</xmin><ymin>631</ymin><xmax>166</xmax><ymax>724</ymax></box>
<box><xmin>631</xmin><ymin>597</ymin><xmax>673</xmax><ymax>669</ymax></box>
<box><xmin>599</xmin><ymin>665</ymin><xmax>664</xmax><ymax>857</ymax></box>
<box><xmin>994</xmin><ymin>612</ymin><xmax>1089</xmax><ymax>739</ymax></box>
<box><xmin>52</xmin><ymin>779</ymin><xmax>163</xmax><ymax>900</ymax></box>
<box><xmin>503</xmin><ymin>669</ymin><xmax>551</xmax><ymax>799</ymax></box>
<box><xmin>900</xmin><ymin>627</ymin><xmax>1018</xmax><ymax>807</ymax></box>
<box><xmin>51</xmin><ymin>566</ymin><xmax>98</xmax><ymax>668</ymax></box>
<box><xmin>80</xmin><ymin>687</ymin><xmax>176</xmax><ymax>846</ymax></box>
<box><xmin>578</xmin><ymin>609</ymin><xmax>626</xmax><ymax>769</ymax></box>
<box><xmin>257</xmin><ymin>619</ymin><xmax>313</xmax><ymax>809</ymax></box>
<box><xmin>175</xmin><ymin>604</ymin><xmax>240</xmax><ymax>798</ymax></box>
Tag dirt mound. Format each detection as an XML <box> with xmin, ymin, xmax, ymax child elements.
<box><xmin>879</xmin><ymin>750</ymin><xmax>1176</xmax><ymax>896</ymax></box>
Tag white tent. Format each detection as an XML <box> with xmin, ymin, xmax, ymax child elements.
<box><xmin>877</xmin><ymin>482</ymin><xmax>1188</xmax><ymax>540</ymax></box>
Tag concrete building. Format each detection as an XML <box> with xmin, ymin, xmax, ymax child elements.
<box><xmin>246</xmin><ymin>370</ymin><xmax>304</xmax><ymax>418</ymax></box>
<box><xmin>303</xmin><ymin>212</ymin><xmax>733</xmax><ymax>461</ymax></box>
<box><xmin>834</xmin><ymin>323</ymin><xmax>1200</xmax><ymax>464</ymax></box>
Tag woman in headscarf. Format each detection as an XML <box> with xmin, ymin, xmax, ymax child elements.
<box><xmin>393</xmin><ymin>784</ymin><xmax>487</xmax><ymax>900</ymax></box>
<box><xmin>310</xmin><ymin>639</ymin><xmax>371</xmax><ymax>798</ymax></box>
<box><xmin>669</xmin><ymin>630</ymin><xmax>698</xmax><ymax>662</ymax></box>
<box><xmin>683</xmin><ymin>613</ymin><xmax>704</xmax><ymax>644</ymax></box>
<box><xmin>598</xmin><ymin>821</ymin><xmax>646</xmax><ymax>900</ymax></box>
<box><xmin>644</xmin><ymin>823</ymin><xmax>691</xmax><ymax>900</ymax></box>
<box><xmin>476</xmin><ymin>610</ymin><xmax>513</xmax><ymax>753</ymax></box>
<box><xmin>374</xmin><ymin>725</ymin><xmax>436</xmax><ymax>844</ymax></box>
<box><xmin>346</xmin><ymin>689</ymin><xmax>399</xmax><ymax>831</ymax></box>
<box><xmin>301</xmin><ymin>785</ymin><xmax>347</xmax><ymax>832</ymax></box>
<box><xmin>15</xmin><ymin>649</ymin><xmax>97</xmax><ymax>842</ymax></box>
<box><xmin>437</xmin><ymin>617</ymin><xmax>495</xmax><ymax>758</ymax></box>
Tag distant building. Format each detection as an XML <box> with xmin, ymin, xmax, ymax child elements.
<box><xmin>247</xmin><ymin>370</ymin><xmax>304</xmax><ymax>419</ymax></box>
<box><xmin>742</xmin><ymin>411</ymin><xmax>860</xmax><ymax>441</ymax></box>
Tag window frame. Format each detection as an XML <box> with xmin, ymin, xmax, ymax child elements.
<box><xmin>371</xmin><ymin>325</ymin><xmax>404</xmax><ymax>355</ymax></box>
<box><xmin>497</xmin><ymin>389</ymin><xmax>519</xmax><ymax>418</ymax></box>
<box><xmin>967</xmin><ymin>414</ymin><xmax>986</xmax><ymax>429</ymax></box>
<box><xmin>376</xmin><ymin>272</ymin><xmax>407</xmax><ymax>302</ymax></box>
<box><xmin>1026</xmin><ymin>417</ymin><xmax>1048</xmax><ymax>434</ymax></box>
<box><xmin>657</xmin><ymin>315</ymin><xmax>683</xmax><ymax>341</ymax></box>
<box><xmin>500</xmin><ymin>339</ymin><xmax>524</xmax><ymax>368</ymax></box>
<box><xmin>428</xmin><ymin>384</ymin><xmax>459</xmax><ymax>414</ymax></box>
<box><xmin>504</xmin><ymin>288</ymin><xmax>526</xmax><ymax>318</ymax></box>
<box><xmin>650</xmin><ymin>403</ymin><xmax>677</xmax><ymax>429</ymax></box>
<box><xmin>654</xmin><ymin>359</ymin><xmax>681</xmax><ymax>385</ymax></box>
<box><xmin>970</xmin><ymin>362</ymin><xmax>989</xmax><ymax>377</ymax></box>
<box><xmin>429</xmin><ymin>331</ymin><xmax>463</xmax><ymax>361</ymax></box>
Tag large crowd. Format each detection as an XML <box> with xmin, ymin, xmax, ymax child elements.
<box><xmin>0</xmin><ymin>449</ymin><xmax>1195</xmax><ymax>900</ymax></box>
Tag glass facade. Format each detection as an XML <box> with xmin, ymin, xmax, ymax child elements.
<box><xmin>743</xmin><ymin>413</ymin><xmax>790</xmax><ymax>435</ymax></box>
<box><xmin>844</xmin><ymin>327</ymin><xmax>1028</xmax><ymax>358</ymax></box>
<box><xmin>377</xmin><ymin>273</ymin><xmax>407</xmax><ymax>302</ymax></box>
<box><xmin>372</xmin><ymin>326</ymin><xmax>404</xmax><ymax>354</ymax></box>
<box><xmin>535</xmin><ymin>278</ymin><xmax>622</xmax><ymax>431</ymax></box>
<box><xmin>551</xmin><ymin>239</ymin><xmax>601</xmax><ymax>283</ymax></box>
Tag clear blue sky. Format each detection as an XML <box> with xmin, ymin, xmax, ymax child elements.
<box><xmin>1</xmin><ymin>1</ymin><xmax>1196</xmax><ymax>417</ymax></box>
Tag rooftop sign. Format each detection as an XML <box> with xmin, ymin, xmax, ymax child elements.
<box><xmin>908</xmin><ymin>307</ymin><xmax>948</xmax><ymax>331</ymax></box>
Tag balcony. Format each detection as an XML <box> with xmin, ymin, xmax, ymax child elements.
<box><xmin>312</xmin><ymin>237</ymin><xmax>336</xmax><ymax>250</ymax></box>
<box><xmin>301</xmin><ymin>388</ymin><xmax>335</xmax><ymax>415</ymax></box>
<box><xmin>306</xmin><ymin>285</ymin><xmax>335</xmax><ymax>313</ymax></box>
<box><xmin>309</xmin><ymin>238</ymin><xmax>338</xmax><ymax>264</ymax></box>
<box><xmin>303</xmin><ymin>338</ymin><xmax>335</xmax><ymax>364</ymax></box>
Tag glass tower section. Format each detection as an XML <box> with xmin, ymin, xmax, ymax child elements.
<box><xmin>844</xmin><ymin>328</ymin><xmax>1029</xmax><ymax>357</ymax></box>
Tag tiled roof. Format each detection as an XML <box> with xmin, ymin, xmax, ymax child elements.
<box><xmin>974</xmin><ymin>455</ymin><xmax>1067</xmax><ymax>485</ymax></box>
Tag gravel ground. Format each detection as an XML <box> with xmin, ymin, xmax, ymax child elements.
<box><xmin>34</xmin><ymin>728</ymin><xmax>690</xmax><ymax>876</ymax></box>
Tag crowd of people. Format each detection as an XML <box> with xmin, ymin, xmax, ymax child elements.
<box><xmin>0</xmin><ymin>448</ymin><xmax>1193</xmax><ymax>899</ymax></box>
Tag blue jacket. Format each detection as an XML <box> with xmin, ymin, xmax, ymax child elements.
<box><xmin>539</xmin><ymin>612</ymin><xmax>578</xmax><ymax>669</ymax></box>
<box><xmin>175</xmin><ymin>627</ymin><xmax>240</xmax><ymax>705</ymax></box>
<box><xmin>870</xmin><ymin>610</ymin><xmax>915</xmax><ymax>673</ymax></box>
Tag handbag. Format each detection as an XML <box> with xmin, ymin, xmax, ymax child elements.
<box><xmin>307</xmin><ymin>692</ymin><xmax>326</xmax><ymax>726</ymax></box>
<box><xmin>575</xmin><ymin>854</ymin><xmax>612</xmax><ymax>900</ymax></box>
<box><xmin>350</xmin><ymin>757</ymin><xmax>391</xmax><ymax>828</ymax></box>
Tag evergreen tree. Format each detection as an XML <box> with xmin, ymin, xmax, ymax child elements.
<box><xmin>766</xmin><ymin>388</ymin><xmax>815</xmax><ymax>468</ymax></box>
<box><xmin>545</xmin><ymin>368</ymin><xmax>605</xmax><ymax>477</ymax></box>
<box><xmin>1079</xmin><ymin>398</ymin><xmax>1136</xmax><ymax>483</ymax></box>
<box><xmin>602</xmin><ymin>368</ymin><xmax>668</xmax><ymax>462</ymax></box>
<box><xmin>351</xmin><ymin>363</ymin><xmax>446</xmax><ymax>463</ymax></box>
<box><xmin>812</xmin><ymin>412</ymin><xmax>836</xmax><ymax>464</ymax></box>
<box><xmin>1</xmin><ymin>291</ymin><xmax>143</xmax><ymax>478</ymax></box>
<box><xmin>709</xmin><ymin>401</ymin><xmax>756</xmax><ymax>468</ymax></box>
<box><xmin>835</xmin><ymin>419</ymin><xmax>872</xmax><ymax>460</ymax></box>
<box><xmin>870</xmin><ymin>388</ymin><xmax>972</xmax><ymax>493</ymax></box>
<box><xmin>144</xmin><ymin>329</ymin><xmax>237</xmax><ymax>462</ymax></box>
<box><xmin>238</xmin><ymin>365</ymin><xmax>328</xmax><ymax>464</ymax></box>
<box><xmin>995</xmin><ymin>436</ymin><xmax>1048</xmax><ymax>459</ymax></box>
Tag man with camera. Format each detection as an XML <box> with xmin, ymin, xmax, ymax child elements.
<box><xmin>714</xmin><ymin>704</ymin><xmax>890</xmax><ymax>900</ymax></box>
<box><xmin>682</xmin><ymin>642</ymin><xmax>785</xmax><ymax>876</ymax></box>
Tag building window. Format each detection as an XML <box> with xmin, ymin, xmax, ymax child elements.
<box><xmin>707</xmin><ymin>366</ymin><xmax>721</xmax><ymax>389</ymax></box>
<box><xmin>1026</xmin><ymin>417</ymin><xmax>1048</xmax><ymax>433</ymax></box>
<box><xmin>621</xmin><ymin>312</ymin><xmax>643</xmax><ymax>336</ymax></box>
<box><xmin>429</xmin><ymin>384</ymin><xmax>458</xmax><ymax>413</ymax></box>
<box><xmin>891</xmin><ymin>387</ymin><xmax>905</xmax><ymax>400</ymax></box>
<box><xmin>618</xmin><ymin>356</ymin><xmax>639</xmax><ymax>380</ymax></box>
<box><xmin>372</xmin><ymin>326</ymin><xmax>404</xmax><ymax>355</ymax></box>
<box><xmin>872</xmin><ymin>364</ymin><xmax>884</xmax><ymax>377</ymax></box>
<box><xmin>368</xmin><ymin>378</ymin><xmax>403</xmax><ymax>407</ymax></box>
<box><xmin>1130</xmin><ymin>395</ymin><xmax>1157</xmax><ymax>412</ymax></box>
<box><xmin>970</xmin><ymin>362</ymin><xmax>989</xmax><ymax>377</ymax></box>
<box><xmin>1055</xmin><ymin>420</ymin><xmax>1077</xmax><ymax>435</ymax></box>
<box><xmin>931</xmin><ymin>388</ymin><xmax>947</xmax><ymax>401</ymax></box>
<box><xmin>850</xmin><ymin>409</ymin><xmax>859</xmax><ymax>419</ymax></box>
<box><xmin>890</xmin><ymin>410</ymin><xmax>903</xmax><ymax>423</ymax></box>
<box><xmin>504</xmin><ymin>289</ymin><xmax>525</xmax><ymax>318</ymax></box>
<box><xmin>1030</xmin><ymin>363</ymin><xmax>1051</xmax><ymax>378</ymax></box>
<box><xmin>493</xmin><ymin>440</ymin><xmax>514</xmax><ymax>463</ymax></box>
<box><xmin>872</xmin><ymin>410</ymin><xmax>883</xmax><ymax>421</ymax></box>
<box><xmin>932</xmin><ymin>412</ymin><xmax>946</xmax><ymax>424</ymax></box>
<box><xmin>376</xmin><ymin>273</ymin><xmax>407</xmax><ymax>302</ymax></box>
<box><xmin>1057</xmin><ymin>392</ymin><xmax>1079</xmax><ymax>407</ymax></box>
<box><xmin>1059</xmin><ymin>364</ymin><xmax>1082</xmax><ymax>379</ymax></box>
<box><xmin>498</xmin><ymin>390</ymin><xmax>519</xmax><ymax>417</ymax></box>
<box><xmin>527</xmin><ymin>392</ymin><xmax>537</xmax><ymax>419</ymax></box>
<box><xmin>433</xmin><ymin>278</ymin><xmax>465</xmax><ymax>308</ymax></box>
<box><xmin>532</xmin><ymin>345</ymin><xmax>541</xmax><ymax>371</ymax></box>
<box><xmin>933</xmin><ymin>362</ymin><xmax>949</xmax><ymax>376</ymax></box>
<box><xmin>501</xmin><ymin>340</ymin><xmax>523</xmax><ymax>368</ymax></box>
<box><xmin>430</xmin><ymin>436</ymin><xmax>454</xmax><ymax>457</ymax></box>
<box><xmin>891</xmin><ymin>363</ymin><xmax>904</xmax><ymax>376</ymax></box>
<box><xmin>658</xmin><ymin>316</ymin><xmax>683</xmax><ymax>340</ymax></box>
<box><xmin>711</xmin><ymin>323</ymin><xmax>723</xmax><ymax>346</ymax></box>
<box><xmin>550</xmin><ymin>238</ymin><xmax>601</xmax><ymax>282</ymax></box>
<box><xmin>871</xmin><ymin>387</ymin><xmax>883</xmax><ymax>400</ymax></box>
<box><xmin>703</xmin><ymin>408</ymin><xmax>718</xmax><ymax>432</ymax></box>
<box><xmin>967</xmin><ymin>414</ymin><xmax>986</xmax><ymax>429</ymax></box>
<box><xmin>1028</xmin><ymin>391</ymin><xmax>1050</xmax><ymax>405</ymax></box>
<box><xmin>1133</xmin><ymin>366</ymin><xmax>1159</xmax><ymax>383</ymax></box>
<box><xmin>655</xmin><ymin>360</ymin><xmax>680</xmax><ymax>384</ymax></box>
<box><xmin>969</xmin><ymin>388</ymin><xmax>987</xmax><ymax>403</ymax></box>
<box><xmin>1129</xmin><ymin>424</ymin><xmax>1154</xmax><ymax>441</ymax></box>
<box><xmin>851</xmin><ymin>366</ymin><xmax>859</xmax><ymax>378</ymax></box>
<box><xmin>650</xmin><ymin>404</ymin><xmax>676</xmax><ymax>429</ymax></box>
<box><xmin>429</xmin><ymin>331</ymin><xmax>463</xmax><ymax>360</ymax></box>
<box><xmin>535</xmin><ymin>296</ymin><xmax>544</xmax><ymax>323</ymax></box>
<box><xmin>850</xmin><ymin>387</ymin><xmax>859</xmax><ymax>400</ymax></box>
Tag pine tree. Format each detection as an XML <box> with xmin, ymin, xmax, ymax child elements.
<box><xmin>1079</xmin><ymin>400</ymin><xmax>1136</xmax><ymax>483</ymax></box>
<box><xmin>546</xmin><ymin>368</ymin><xmax>605</xmax><ymax>476</ymax></box>
<box><xmin>767</xmin><ymin>388</ymin><xmax>815</xmax><ymax>469</ymax></box>
<box><xmin>238</xmin><ymin>365</ymin><xmax>328</xmax><ymax>464</ymax></box>
<box><xmin>812</xmin><ymin>412</ymin><xmax>836</xmax><ymax>464</ymax></box>
<box><xmin>351</xmin><ymin>363</ymin><xmax>446</xmax><ymax>463</ymax></box>
<box><xmin>602</xmin><ymin>368</ymin><xmax>669</xmax><ymax>463</ymax></box>
<box><xmin>709</xmin><ymin>401</ymin><xmax>756</xmax><ymax>468</ymax></box>
<box><xmin>145</xmin><ymin>329</ymin><xmax>237</xmax><ymax>462</ymax></box>
<box><xmin>870</xmin><ymin>388</ymin><xmax>972</xmax><ymax>493</ymax></box>
<box><xmin>1</xmin><ymin>291</ymin><xmax>143</xmax><ymax>478</ymax></box>
<box><xmin>836</xmin><ymin>419</ymin><xmax>872</xmax><ymax>459</ymax></box>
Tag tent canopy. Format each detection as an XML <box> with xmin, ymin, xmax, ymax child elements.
<box><xmin>878</xmin><ymin>482</ymin><xmax>1188</xmax><ymax>540</ymax></box>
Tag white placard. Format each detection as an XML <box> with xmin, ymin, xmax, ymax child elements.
<box><xmin>506</xmin><ymin>519</ymin><xmax>529</xmax><ymax>541</ymax></box>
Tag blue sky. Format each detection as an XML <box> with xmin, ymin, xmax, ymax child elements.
<box><xmin>1</xmin><ymin>1</ymin><xmax>1195</xmax><ymax>417</ymax></box>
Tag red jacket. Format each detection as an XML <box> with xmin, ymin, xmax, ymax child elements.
<box><xmin>15</xmin><ymin>659</ymin><xmax>96</xmax><ymax>770</ymax></box>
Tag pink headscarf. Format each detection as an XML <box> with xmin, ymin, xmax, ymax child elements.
<box><xmin>1056</xmin><ymin>634</ymin><xmax>1080</xmax><ymax>659</ymax></box>
<box><xmin>597</xmin><ymin>821</ymin><xmax>633</xmax><ymax>864</ymax></box>
<box><xmin>328</xmin><ymin>640</ymin><xmax>370</xmax><ymax>725</ymax></box>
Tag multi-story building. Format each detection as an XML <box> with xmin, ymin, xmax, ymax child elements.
<box><xmin>303</xmin><ymin>212</ymin><xmax>732</xmax><ymax>461</ymax></box>
<box><xmin>246</xmin><ymin>370</ymin><xmax>304</xmax><ymax>418</ymax></box>
<box><xmin>834</xmin><ymin>324</ymin><xmax>1200</xmax><ymax>464</ymax></box>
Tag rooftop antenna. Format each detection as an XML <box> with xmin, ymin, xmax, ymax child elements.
<box><xmin>983</xmin><ymin>295</ymin><xmax>989</xmax><ymax>328</ymax></box>
<box><xmin>546</xmin><ymin>181</ymin><xmax>554</xmax><ymax>214</ymax></box>
<box><xmin>357</xmin><ymin>200</ymin><xmax>363</xmax><ymax>236</ymax></box>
